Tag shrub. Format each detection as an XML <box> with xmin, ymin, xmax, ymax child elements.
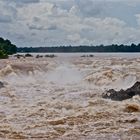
<box><xmin>0</xmin><ymin>50</ymin><xmax>8</xmax><ymax>59</ymax></box>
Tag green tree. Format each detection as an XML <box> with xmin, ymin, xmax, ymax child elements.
<box><xmin>0</xmin><ymin>50</ymin><xmax>8</xmax><ymax>59</ymax></box>
<box><xmin>0</xmin><ymin>37</ymin><xmax>17</xmax><ymax>58</ymax></box>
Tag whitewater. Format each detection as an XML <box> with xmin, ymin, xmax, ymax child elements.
<box><xmin>0</xmin><ymin>53</ymin><xmax>140</xmax><ymax>140</ymax></box>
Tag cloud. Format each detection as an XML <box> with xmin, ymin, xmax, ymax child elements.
<box><xmin>1</xmin><ymin>0</ymin><xmax>140</xmax><ymax>47</ymax></box>
<box><xmin>5</xmin><ymin>0</ymin><xmax>40</xmax><ymax>5</ymax></box>
<box><xmin>0</xmin><ymin>1</ymin><xmax>17</xmax><ymax>23</ymax></box>
<box><xmin>67</xmin><ymin>34</ymin><xmax>81</xmax><ymax>42</ymax></box>
<box><xmin>0</xmin><ymin>15</ymin><xmax>12</xmax><ymax>23</ymax></box>
<box><xmin>135</xmin><ymin>14</ymin><xmax>140</xmax><ymax>26</ymax></box>
<box><xmin>27</xmin><ymin>24</ymin><xmax>47</xmax><ymax>30</ymax></box>
<box><xmin>47</xmin><ymin>25</ymin><xmax>57</xmax><ymax>30</ymax></box>
<box><xmin>16</xmin><ymin>0</ymin><xmax>39</xmax><ymax>3</ymax></box>
<box><xmin>75</xmin><ymin>0</ymin><xmax>105</xmax><ymax>17</ymax></box>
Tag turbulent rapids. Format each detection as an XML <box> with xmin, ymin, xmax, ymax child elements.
<box><xmin>0</xmin><ymin>53</ymin><xmax>140</xmax><ymax>140</ymax></box>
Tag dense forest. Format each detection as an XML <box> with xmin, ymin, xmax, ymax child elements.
<box><xmin>0</xmin><ymin>37</ymin><xmax>17</xmax><ymax>58</ymax></box>
<box><xmin>1</xmin><ymin>36</ymin><xmax>140</xmax><ymax>55</ymax></box>
<box><xmin>18</xmin><ymin>44</ymin><xmax>140</xmax><ymax>53</ymax></box>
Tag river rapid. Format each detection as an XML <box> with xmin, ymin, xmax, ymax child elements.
<box><xmin>0</xmin><ymin>53</ymin><xmax>140</xmax><ymax>140</ymax></box>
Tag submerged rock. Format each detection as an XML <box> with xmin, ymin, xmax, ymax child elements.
<box><xmin>124</xmin><ymin>104</ymin><xmax>140</xmax><ymax>113</ymax></box>
<box><xmin>25</xmin><ymin>53</ymin><xmax>33</xmax><ymax>57</ymax></box>
<box><xmin>103</xmin><ymin>82</ymin><xmax>140</xmax><ymax>101</ymax></box>
<box><xmin>36</xmin><ymin>55</ymin><xmax>43</xmax><ymax>58</ymax></box>
<box><xmin>14</xmin><ymin>54</ymin><xmax>25</xmax><ymax>59</ymax></box>
<box><xmin>45</xmin><ymin>54</ymin><xmax>56</xmax><ymax>58</ymax></box>
<box><xmin>0</xmin><ymin>81</ymin><xmax>4</xmax><ymax>88</ymax></box>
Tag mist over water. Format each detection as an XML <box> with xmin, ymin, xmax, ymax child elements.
<box><xmin>46</xmin><ymin>63</ymin><xmax>83</xmax><ymax>85</ymax></box>
<box><xmin>0</xmin><ymin>53</ymin><xmax>140</xmax><ymax>139</ymax></box>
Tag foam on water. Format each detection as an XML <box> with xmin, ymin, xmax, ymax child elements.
<box><xmin>0</xmin><ymin>54</ymin><xmax>140</xmax><ymax>140</ymax></box>
<box><xmin>46</xmin><ymin>63</ymin><xmax>83</xmax><ymax>85</ymax></box>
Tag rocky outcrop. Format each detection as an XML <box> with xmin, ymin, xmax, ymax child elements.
<box><xmin>0</xmin><ymin>81</ymin><xmax>4</xmax><ymax>88</ymax></box>
<box><xmin>25</xmin><ymin>53</ymin><xmax>33</xmax><ymax>57</ymax></box>
<box><xmin>102</xmin><ymin>82</ymin><xmax>140</xmax><ymax>101</ymax></box>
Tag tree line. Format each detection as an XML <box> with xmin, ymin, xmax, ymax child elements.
<box><xmin>18</xmin><ymin>43</ymin><xmax>140</xmax><ymax>53</ymax></box>
<box><xmin>0</xmin><ymin>37</ymin><xmax>17</xmax><ymax>58</ymax></box>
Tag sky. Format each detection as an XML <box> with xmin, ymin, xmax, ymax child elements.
<box><xmin>1</xmin><ymin>0</ymin><xmax>140</xmax><ymax>47</ymax></box>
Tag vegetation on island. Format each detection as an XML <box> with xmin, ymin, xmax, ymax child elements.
<box><xmin>0</xmin><ymin>37</ymin><xmax>17</xmax><ymax>59</ymax></box>
<box><xmin>18</xmin><ymin>43</ymin><xmax>140</xmax><ymax>53</ymax></box>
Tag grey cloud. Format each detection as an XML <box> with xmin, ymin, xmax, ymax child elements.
<box><xmin>0</xmin><ymin>1</ymin><xmax>17</xmax><ymax>23</ymax></box>
<box><xmin>47</xmin><ymin>25</ymin><xmax>57</xmax><ymax>30</ymax></box>
<box><xmin>5</xmin><ymin>0</ymin><xmax>40</xmax><ymax>4</ymax></box>
<box><xmin>1</xmin><ymin>0</ymin><xmax>140</xmax><ymax>47</ymax></box>
<box><xmin>17</xmin><ymin>35</ymin><xmax>26</xmax><ymax>40</ymax></box>
<box><xmin>28</xmin><ymin>24</ymin><xmax>46</xmax><ymax>30</ymax></box>
<box><xmin>45</xmin><ymin>0</ymin><xmax>74</xmax><ymax>10</ymax></box>
<box><xmin>17</xmin><ymin>0</ymin><xmax>39</xmax><ymax>3</ymax></box>
<box><xmin>27</xmin><ymin>23</ymin><xmax>57</xmax><ymax>31</ymax></box>
<box><xmin>0</xmin><ymin>15</ymin><xmax>12</xmax><ymax>23</ymax></box>
<box><xmin>31</xmin><ymin>33</ymin><xmax>36</xmax><ymax>36</ymax></box>
<box><xmin>33</xmin><ymin>17</ymin><xmax>40</xmax><ymax>22</ymax></box>
<box><xmin>75</xmin><ymin>0</ymin><xmax>105</xmax><ymax>17</ymax></box>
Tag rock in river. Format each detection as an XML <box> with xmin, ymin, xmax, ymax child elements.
<box><xmin>0</xmin><ymin>81</ymin><xmax>4</xmax><ymax>88</ymax></box>
<box><xmin>102</xmin><ymin>82</ymin><xmax>140</xmax><ymax>101</ymax></box>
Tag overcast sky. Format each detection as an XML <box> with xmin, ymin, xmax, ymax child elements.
<box><xmin>1</xmin><ymin>0</ymin><xmax>140</xmax><ymax>47</ymax></box>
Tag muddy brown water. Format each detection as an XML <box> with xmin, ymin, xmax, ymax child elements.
<box><xmin>0</xmin><ymin>54</ymin><xmax>140</xmax><ymax>140</ymax></box>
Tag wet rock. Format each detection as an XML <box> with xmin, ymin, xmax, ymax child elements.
<box><xmin>45</xmin><ymin>54</ymin><xmax>56</xmax><ymax>58</ymax></box>
<box><xmin>36</xmin><ymin>55</ymin><xmax>43</xmax><ymax>58</ymax></box>
<box><xmin>25</xmin><ymin>53</ymin><xmax>33</xmax><ymax>57</ymax></box>
<box><xmin>0</xmin><ymin>81</ymin><xmax>4</xmax><ymax>88</ymax></box>
<box><xmin>14</xmin><ymin>54</ymin><xmax>25</xmax><ymax>59</ymax></box>
<box><xmin>102</xmin><ymin>82</ymin><xmax>140</xmax><ymax>101</ymax></box>
<box><xmin>118</xmin><ymin>118</ymin><xmax>138</xmax><ymax>123</ymax></box>
<box><xmin>81</xmin><ymin>54</ymin><xmax>94</xmax><ymax>57</ymax></box>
